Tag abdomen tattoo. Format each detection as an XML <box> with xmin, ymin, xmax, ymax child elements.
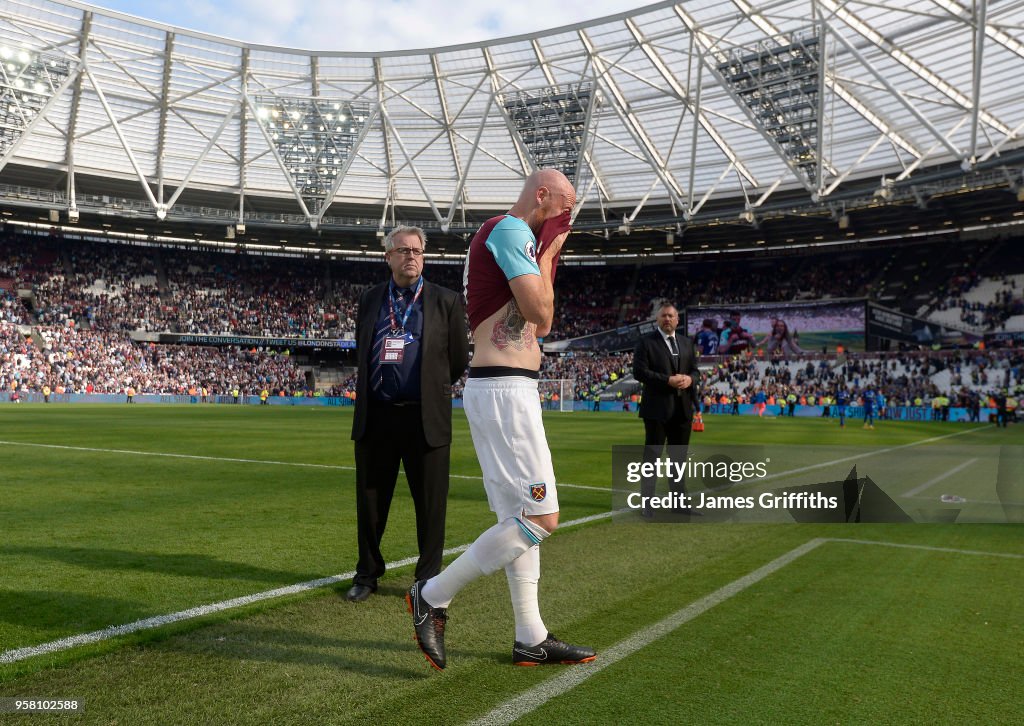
<box><xmin>490</xmin><ymin>300</ymin><xmax>536</xmax><ymax>350</ymax></box>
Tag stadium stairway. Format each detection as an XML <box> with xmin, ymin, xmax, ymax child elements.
<box><xmin>314</xmin><ymin>366</ymin><xmax>348</xmax><ymax>391</ymax></box>
<box><xmin>60</xmin><ymin>246</ymin><xmax>73</xmax><ymax>278</ymax></box>
<box><xmin>615</xmin><ymin>264</ymin><xmax>642</xmax><ymax>325</ymax></box>
<box><xmin>15</xmin><ymin>288</ymin><xmax>39</xmax><ymax>324</ymax></box>
<box><xmin>863</xmin><ymin>248</ymin><xmax>903</xmax><ymax>300</ymax></box>
<box><xmin>1002</xmin><ymin>314</ymin><xmax>1024</xmax><ymax>332</ymax></box>
<box><xmin>28</xmin><ymin>326</ymin><xmax>47</xmax><ymax>351</ymax></box>
<box><xmin>926</xmin><ymin>307</ymin><xmax>984</xmax><ymax>333</ymax></box>
<box><xmin>155</xmin><ymin>251</ymin><xmax>171</xmax><ymax>298</ymax></box>
<box><xmin>930</xmin><ymin>368</ymin><xmax>953</xmax><ymax>393</ymax></box>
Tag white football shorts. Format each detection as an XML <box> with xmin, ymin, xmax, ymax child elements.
<box><xmin>463</xmin><ymin>375</ymin><xmax>559</xmax><ymax>521</ymax></box>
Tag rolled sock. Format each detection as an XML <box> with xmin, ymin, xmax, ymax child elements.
<box><xmin>421</xmin><ymin>552</ymin><xmax>483</xmax><ymax>609</ymax></box>
<box><xmin>506</xmin><ymin>545</ymin><xmax>547</xmax><ymax>646</ymax></box>
<box><xmin>422</xmin><ymin>516</ymin><xmax>549</xmax><ymax>607</ymax></box>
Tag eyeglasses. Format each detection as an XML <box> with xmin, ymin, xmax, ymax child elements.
<box><xmin>391</xmin><ymin>247</ymin><xmax>424</xmax><ymax>257</ymax></box>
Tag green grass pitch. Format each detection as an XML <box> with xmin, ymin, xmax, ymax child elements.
<box><xmin>0</xmin><ymin>404</ymin><xmax>1021</xmax><ymax>724</ymax></box>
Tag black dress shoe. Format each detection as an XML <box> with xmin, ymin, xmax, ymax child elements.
<box><xmin>345</xmin><ymin>584</ymin><xmax>375</xmax><ymax>602</ymax></box>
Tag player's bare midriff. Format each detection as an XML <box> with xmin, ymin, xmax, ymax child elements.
<box><xmin>470</xmin><ymin>297</ymin><xmax>542</xmax><ymax>371</ymax></box>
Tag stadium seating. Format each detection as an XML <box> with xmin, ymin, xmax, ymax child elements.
<box><xmin>2</xmin><ymin>230</ymin><xmax>1022</xmax><ymax>401</ymax></box>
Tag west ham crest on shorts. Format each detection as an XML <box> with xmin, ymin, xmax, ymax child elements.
<box><xmin>530</xmin><ymin>483</ymin><xmax>547</xmax><ymax>501</ymax></box>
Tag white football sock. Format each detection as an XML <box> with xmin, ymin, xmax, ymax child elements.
<box><xmin>421</xmin><ymin>551</ymin><xmax>483</xmax><ymax>608</ymax></box>
<box><xmin>506</xmin><ymin>545</ymin><xmax>547</xmax><ymax>646</ymax></box>
<box><xmin>422</xmin><ymin>516</ymin><xmax>549</xmax><ymax>608</ymax></box>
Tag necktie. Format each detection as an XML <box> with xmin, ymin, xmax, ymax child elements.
<box><xmin>667</xmin><ymin>336</ymin><xmax>679</xmax><ymax>356</ymax></box>
<box><xmin>368</xmin><ymin>320</ymin><xmax>390</xmax><ymax>392</ymax></box>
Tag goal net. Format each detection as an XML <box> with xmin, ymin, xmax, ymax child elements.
<box><xmin>539</xmin><ymin>378</ymin><xmax>575</xmax><ymax>412</ymax></box>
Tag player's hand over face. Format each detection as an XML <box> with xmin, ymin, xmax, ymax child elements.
<box><xmin>540</xmin><ymin>231</ymin><xmax>569</xmax><ymax>260</ymax></box>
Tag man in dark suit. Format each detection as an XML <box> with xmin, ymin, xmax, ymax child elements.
<box><xmin>347</xmin><ymin>225</ymin><xmax>469</xmax><ymax>602</ymax></box>
<box><xmin>633</xmin><ymin>303</ymin><xmax>701</xmax><ymax>517</ymax></box>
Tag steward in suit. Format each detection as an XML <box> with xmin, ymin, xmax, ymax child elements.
<box><xmin>633</xmin><ymin>303</ymin><xmax>701</xmax><ymax>516</ymax></box>
<box><xmin>347</xmin><ymin>225</ymin><xmax>469</xmax><ymax>602</ymax></box>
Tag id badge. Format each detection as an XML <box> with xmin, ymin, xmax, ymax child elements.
<box><xmin>380</xmin><ymin>336</ymin><xmax>406</xmax><ymax>364</ymax></box>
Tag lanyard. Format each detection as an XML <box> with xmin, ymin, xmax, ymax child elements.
<box><xmin>388</xmin><ymin>277</ymin><xmax>423</xmax><ymax>333</ymax></box>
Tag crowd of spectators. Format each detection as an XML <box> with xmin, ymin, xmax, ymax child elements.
<box><xmin>4</xmin><ymin>230</ymin><xmax>1024</xmax><ymax>406</ymax></box>
<box><xmin>2</xmin><ymin>322</ymin><xmax>307</xmax><ymax>397</ymax></box>
<box><xmin>926</xmin><ymin>240</ymin><xmax>1024</xmax><ymax>331</ymax></box>
<box><xmin>701</xmin><ymin>349</ymin><xmax>1023</xmax><ymax>411</ymax></box>
<box><xmin>1</xmin><ymin>290</ymin><xmax>28</xmax><ymax>325</ymax></box>
<box><xmin>0</xmin><ymin>234</ymin><xmax>386</xmax><ymax>338</ymax></box>
<box><xmin>930</xmin><ymin>276</ymin><xmax>1024</xmax><ymax>330</ymax></box>
<box><xmin>549</xmin><ymin>267</ymin><xmax>632</xmax><ymax>340</ymax></box>
<box><xmin>441</xmin><ymin>352</ymin><xmax>632</xmax><ymax>402</ymax></box>
<box><xmin>628</xmin><ymin>248</ymin><xmax>893</xmax><ymax>325</ymax></box>
<box><xmin>34</xmin><ymin>242</ymin><xmax>164</xmax><ymax>330</ymax></box>
<box><xmin>8</xmin><ymin>231</ymin><xmax>1024</xmax><ymax>345</ymax></box>
<box><xmin>539</xmin><ymin>352</ymin><xmax>632</xmax><ymax>401</ymax></box>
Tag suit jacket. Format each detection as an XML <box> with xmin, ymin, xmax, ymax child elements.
<box><xmin>633</xmin><ymin>330</ymin><xmax>701</xmax><ymax>423</ymax></box>
<box><xmin>351</xmin><ymin>279</ymin><xmax>469</xmax><ymax>447</ymax></box>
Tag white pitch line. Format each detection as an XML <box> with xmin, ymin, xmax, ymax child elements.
<box><xmin>0</xmin><ymin>510</ymin><xmax>615</xmax><ymax>666</ymax></box>
<box><xmin>470</xmin><ymin>538</ymin><xmax>828</xmax><ymax>726</ymax></box>
<box><xmin>0</xmin><ymin>426</ymin><xmax>1000</xmax><ymax>665</ymax></box>
<box><xmin>471</xmin><ymin>534</ymin><xmax>1024</xmax><ymax>725</ymax></box>
<box><xmin>0</xmin><ymin>439</ymin><xmax>606</xmax><ymax>493</ymax></box>
<box><xmin>733</xmin><ymin>424</ymin><xmax>993</xmax><ymax>490</ymax></box>
<box><xmin>0</xmin><ymin>424</ymin><xmax>993</xmax><ymax>494</ymax></box>
<box><xmin>825</xmin><ymin>537</ymin><xmax>1024</xmax><ymax>560</ymax></box>
<box><xmin>902</xmin><ymin>458</ymin><xmax>978</xmax><ymax>498</ymax></box>
<box><xmin>902</xmin><ymin>494</ymin><xmax>1024</xmax><ymax>507</ymax></box>
<box><xmin>0</xmin><ymin>439</ymin><xmax>348</xmax><ymax>470</ymax></box>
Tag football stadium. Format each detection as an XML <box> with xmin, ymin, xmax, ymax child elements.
<box><xmin>1</xmin><ymin>0</ymin><xmax>1022</xmax><ymax>723</ymax></box>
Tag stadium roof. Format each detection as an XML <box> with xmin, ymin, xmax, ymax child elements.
<box><xmin>1</xmin><ymin>0</ymin><xmax>1023</xmax><ymax>254</ymax></box>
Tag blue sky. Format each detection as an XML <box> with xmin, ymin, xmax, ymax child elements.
<box><xmin>87</xmin><ymin>0</ymin><xmax>647</xmax><ymax>52</ymax></box>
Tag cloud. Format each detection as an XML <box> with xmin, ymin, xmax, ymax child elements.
<box><xmin>93</xmin><ymin>0</ymin><xmax>645</xmax><ymax>52</ymax></box>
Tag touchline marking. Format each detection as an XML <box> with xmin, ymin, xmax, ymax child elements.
<box><xmin>471</xmin><ymin>535</ymin><xmax>1024</xmax><ymax>725</ymax></box>
<box><xmin>902</xmin><ymin>458</ymin><xmax>978</xmax><ymax>498</ymax></box>
<box><xmin>0</xmin><ymin>510</ymin><xmax>614</xmax><ymax>665</ymax></box>
<box><xmin>470</xmin><ymin>538</ymin><xmax>829</xmax><ymax>726</ymax></box>
<box><xmin>903</xmin><ymin>494</ymin><xmax>1024</xmax><ymax>507</ymax></box>
<box><xmin>733</xmin><ymin>424</ymin><xmax>993</xmax><ymax>490</ymax></box>
<box><xmin>0</xmin><ymin>439</ymin><xmax>347</xmax><ymax>470</ymax></box>
<box><xmin>825</xmin><ymin>538</ymin><xmax>1024</xmax><ymax>560</ymax></box>
<box><xmin>0</xmin><ymin>440</ymin><xmax>605</xmax><ymax>493</ymax></box>
<box><xmin>0</xmin><ymin>424</ymin><xmax>991</xmax><ymax>494</ymax></box>
<box><xmin>0</xmin><ymin>427</ymin><xmax>1002</xmax><ymax>666</ymax></box>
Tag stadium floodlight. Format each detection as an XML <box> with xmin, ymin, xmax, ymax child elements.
<box><xmin>874</xmin><ymin>177</ymin><xmax>895</xmax><ymax>201</ymax></box>
<box><xmin>501</xmin><ymin>82</ymin><xmax>594</xmax><ymax>186</ymax></box>
<box><xmin>716</xmin><ymin>26</ymin><xmax>823</xmax><ymax>187</ymax></box>
<box><xmin>252</xmin><ymin>95</ymin><xmax>373</xmax><ymax>219</ymax></box>
<box><xmin>0</xmin><ymin>45</ymin><xmax>74</xmax><ymax>167</ymax></box>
